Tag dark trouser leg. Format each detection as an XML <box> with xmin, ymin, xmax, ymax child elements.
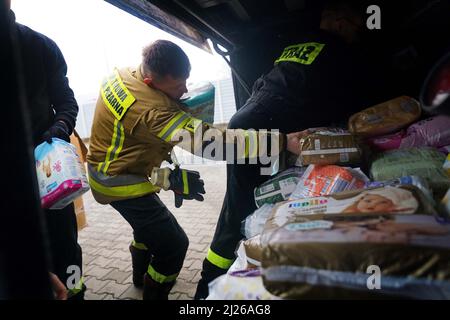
<box><xmin>45</xmin><ymin>203</ymin><xmax>85</xmax><ymax>300</ymax></box>
<box><xmin>195</xmin><ymin>161</ymin><xmax>265</xmax><ymax>299</ymax></box>
<box><xmin>195</xmin><ymin>100</ymin><xmax>277</xmax><ymax>299</ymax></box>
<box><xmin>110</xmin><ymin>193</ymin><xmax>189</xmax><ymax>299</ymax></box>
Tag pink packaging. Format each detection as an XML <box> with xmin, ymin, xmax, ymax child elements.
<box><xmin>401</xmin><ymin>115</ymin><xmax>450</xmax><ymax>148</ymax></box>
<box><xmin>366</xmin><ymin>130</ymin><xmax>405</xmax><ymax>151</ymax></box>
<box><xmin>367</xmin><ymin>115</ymin><xmax>450</xmax><ymax>152</ymax></box>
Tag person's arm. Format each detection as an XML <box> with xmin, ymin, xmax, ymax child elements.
<box><xmin>143</xmin><ymin>108</ymin><xmax>304</xmax><ymax>161</ymax></box>
<box><xmin>44</xmin><ymin>37</ymin><xmax>78</xmax><ymax>137</ymax></box>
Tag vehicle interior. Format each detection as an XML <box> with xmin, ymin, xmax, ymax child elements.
<box><xmin>1</xmin><ymin>0</ymin><xmax>449</xmax><ymax>299</ymax></box>
<box><xmin>106</xmin><ymin>0</ymin><xmax>450</xmax><ymax>108</ymax></box>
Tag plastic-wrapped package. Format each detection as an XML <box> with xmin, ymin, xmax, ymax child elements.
<box><xmin>348</xmin><ymin>96</ymin><xmax>421</xmax><ymax>137</ymax></box>
<box><xmin>370</xmin><ymin>148</ymin><xmax>450</xmax><ymax>195</ymax></box>
<box><xmin>366</xmin><ymin>130</ymin><xmax>406</xmax><ymax>151</ymax></box>
<box><xmin>228</xmin><ymin>241</ymin><xmax>249</xmax><ymax>273</ymax></box>
<box><xmin>299</xmin><ymin>130</ymin><xmax>361</xmax><ymax>166</ymax></box>
<box><xmin>402</xmin><ymin>115</ymin><xmax>450</xmax><ymax>147</ymax></box>
<box><xmin>180</xmin><ymin>81</ymin><xmax>215</xmax><ymax>123</ymax></box>
<box><xmin>262</xmin><ymin>185</ymin><xmax>435</xmax><ymax>246</ymax></box>
<box><xmin>243</xmin><ymin>235</ymin><xmax>263</xmax><ymax>267</ymax></box>
<box><xmin>254</xmin><ymin>167</ymin><xmax>306</xmax><ymax>208</ymax></box>
<box><xmin>262</xmin><ymin>213</ymin><xmax>450</xmax><ymax>299</ymax></box>
<box><xmin>365</xmin><ymin>176</ymin><xmax>434</xmax><ymax>205</ymax></box>
<box><xmin>289</xmin><ymin>165</ymin><xmax>369</xmax><ymax>200</ymax></box>
<box><xmin>207</xmin><ymin>268</ymin><xmax>280</xmax><ymax>300</ymax></box>
<box><xmin>35</xmin><ymin>138</ymin><xmax>90</xmax><ymax>209</ymax></box>
<box><xmin>242</xmin><ymin>203</ymin><xmax>275</xmax><ymax>239</ymax></box>
<box><xmin>367</xmin><ymin>115</ymin><xmax>450</xmax><ymax>151</ymax></box>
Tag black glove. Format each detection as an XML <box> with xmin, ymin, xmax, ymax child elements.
<box><xmin>169</xmin><ymin>166</ymin><xmax>206</xmax><ymax>208</ymax></box>
<box><xmin>42</xmin><ymin>121</ymin><xmax>70</xmax><ymax>144</ymax></box>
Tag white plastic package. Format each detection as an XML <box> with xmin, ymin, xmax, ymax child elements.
<box><xmin>242</xmin><ymin>204</ymin><xmax>275</xmax><ymax>239</ymax></box>
<box><xmin>206</xmin><ymin>269</ymin><xmax>280</xmax><ymax>300</ymax></box>
<box><xmin>35</xmin><ymin>138</ymin><xmax>90</xmax><ymax>209</ymax></box>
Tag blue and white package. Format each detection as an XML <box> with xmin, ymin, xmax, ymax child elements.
<box><xmin>35</xmin><ymin>138</ymin><xmax>90</xmax><ymax>209</ymax></box>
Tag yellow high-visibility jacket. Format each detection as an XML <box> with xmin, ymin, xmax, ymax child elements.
<box><xmin>87</xmin><ymin>65</ymin><xmax>285</xmax><ymax>204</ymax></box>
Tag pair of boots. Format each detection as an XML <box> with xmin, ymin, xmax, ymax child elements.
<box><xmin>129</xmin><ymin>244</ymin><xmax>175</xmax><ymax>300</ymax></box>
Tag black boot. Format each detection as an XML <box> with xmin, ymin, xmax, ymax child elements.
<box><xmin>142</xmin><ymin>273</ymin><xmax>175</xmax><ymax>300</ymax></box>
<box><xmin>129</xmin><ymin>244</ymin><xmax>152</xmax><ymax>288</ymax></box>
<box><xmin>194</xmin><ymin>258</ymin><xmax>228</xmax><ymax>300</ymax></box>
<box><xmin>68</xmin><ymin>284</ymin><xmax>86</xmax><ymax>300</ymax></box>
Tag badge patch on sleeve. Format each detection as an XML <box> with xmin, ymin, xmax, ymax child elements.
<box><xmin>183</xmin><ymin>118</ymin><xmax>203</xmax><ymax>133</ymax></box>
<box><xmin>275</xmin><ymin>42</ymin><xmax>325</xmax><ymax>65</ymax></box>
<box><xmin>101</xmin><ymin>69</ymin><xmax>136</xmax><ymax>120</ymax></box>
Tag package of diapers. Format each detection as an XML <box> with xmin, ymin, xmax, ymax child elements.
<box><xmin>261</xmin><ymin>213</ymin><xmax>450</xmax><ymax>299</ymax></box>
<box><xmin>35</xmin><ymin>138</ymin><xmax>90</xmax><ymax>209</ymax></box>
<box><xmin>370</xmin><ymin>148</ymin><xmax>450</xmax><ymax>196</ymax></box>
<box><xmin>348</xmin><ymin>96</ymin><xmax>421</xmax><ymax>137</ymax></box>
<box><xmin>367</xmin><ymin>115</ymin><xmax>450</xmax><ymax>152</ymax></box>
<box><xmin>261</xmin><ymin>185</ymin><xmax>436</xmax><ymax>245</ymax></box>
<box><xmin>289</xmin><ymin>165</ymin><xmax>369</xmax><ymax>200</ymax></box>
<box><xmin>207</xmin><ymin>268</ymin><xmax>280</xmax><ymax>300</ymax></box>
<box><xmin>254</xmin><ymin>167</ymin><xmax>306</xmax><ymax>208</ymax></box>
<box><xmin>299</xmin><ymin>129</ymin><xmax>362</xmax><ymax>166</ymax></box>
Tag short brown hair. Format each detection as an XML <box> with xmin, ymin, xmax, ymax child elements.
<box><xmin>142</xmin><ymin>40</ymin><xmax>191</xmax><ymax>79</ymax></box>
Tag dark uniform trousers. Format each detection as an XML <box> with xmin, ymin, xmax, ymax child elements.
<box><xmin>111</xmin><ymin>193</ymin><xmax>189</xmax><ymax>281</ymax></box>
<box><xmin>195</xmin><ymin>93</ymin><xmax>283</xmax><ymax>299</ymax></box>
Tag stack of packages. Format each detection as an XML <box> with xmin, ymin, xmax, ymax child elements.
<box><xmin>208</xmin><ymin>96</ymin><xmax>450</xmax><ymax>300</ymax></box>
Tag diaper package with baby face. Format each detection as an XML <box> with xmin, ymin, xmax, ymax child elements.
<box><xmin>35</xmin><ymin>138</ymin><xmax>90</xmax><ymax>209</ymax></box>
<box><xmin>261</xmin><ymin>185</ymin><xmax>435</xmax><ymax>245</ymax></box>
<box><xmin>261</xmin><ymin>213</ymin><xmax>450</xmax><ymax>299</ymax></box>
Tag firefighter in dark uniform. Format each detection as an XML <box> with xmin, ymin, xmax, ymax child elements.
<box><xmin>7</xmin><ymin>4</ymin><xmax>85</xmax><ymax>299</ymax></box>
<box><xmin>87</xmin><ymin>40</ymin><xmax>304</xmax><ymax>300</ymax></box>
<box><xmin>195</xmin><ymin>0</ymin><xmax>386</xmax><ymax>299</ymax></box>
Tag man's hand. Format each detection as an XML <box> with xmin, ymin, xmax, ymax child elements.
<box><xmin>42</xmin><ymin>120</ymin><xmax>70</xmax><ymax>143</ymax></box>
<box><xmin>49</xmin><ymin>272</ymin><xmax>67</xmax><ymax>300</ymax></box>
<box><xmin>151</xmin><ymin>166</ymin><xmax>206</xmax><ymax>208</ymax></box>
<box><xmin>286</xmin><ymin>129</ymin><xmax>311</xmax><ymax>155</ymax></box>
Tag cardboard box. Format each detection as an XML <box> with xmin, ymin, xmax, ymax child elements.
<box><xmin>70</xmin><ymin>130</ymin><xmax>88</xmax><ymax>231</ymax></box>
<box><xmin>74</xmin><ymin>197</ymin><xmax>87</xmax><ymax>231</ymax></box>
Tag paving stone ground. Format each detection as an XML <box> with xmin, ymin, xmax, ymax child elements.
<box><xmin>78</xmin><ymin>164</ymin><xmax>226</xmax><ymax>300</ymax></box>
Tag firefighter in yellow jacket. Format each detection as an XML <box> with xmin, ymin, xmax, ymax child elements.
<box><xmin>87</xmin><ymin>40</ymin><xmax>303</xmax><ymax>300</ymax></box>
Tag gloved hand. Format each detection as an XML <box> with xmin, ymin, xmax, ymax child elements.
<box><xmin>151</xmin><ymin>166</ymin><xmax>205</xmax><ymax>208</ymax></box>
<box><xmin>42</xmin><ymin>120</ymin><xmax>70</xmax><ymax>144</ymax></box>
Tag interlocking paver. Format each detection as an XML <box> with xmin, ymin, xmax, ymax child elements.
<box><xmin>97</xmin><ymin>280</ymin><xmax>130</xmax><ymax>298</ymax></box>
<box><xmin>79</xmin><ymin>164</ymin><xmax>226</xmax><ymax>300</ymax></box>
<box><xmin>84</xmin><ymin>277</ymin><xmax>108</xmax><ymax>294</ymax></box>
<box><xmin>103</xmin><ymin>269</ymin><xmax>131</xmax><ymax>284</ymax></box>
<box><xmin>84</xmin><ymin>265</ymin><xmax>112</xmax><ymax>279</ymax></box>
<box><xmin>84</xmin><ymin>290</ymin><xmax>106</xmax><ymax>300</ymax></box>
<box><xmin>120</xmin><ymin>285</ymin><xmax>142</xmax><ymax>300</ymax></box>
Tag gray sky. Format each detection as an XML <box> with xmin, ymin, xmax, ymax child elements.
<box><xmin>12</xmin><ymin>0</ymin><xmax>231</xmax><ymax>98</ymax></box>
